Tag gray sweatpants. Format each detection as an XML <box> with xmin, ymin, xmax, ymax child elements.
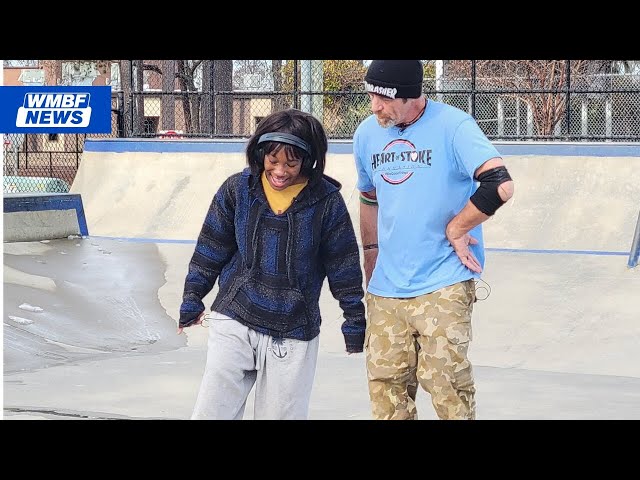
<box><xmin>191</xmin><ymin>311</ymin><xmax>320</xmax><ymax>420</ymax></box>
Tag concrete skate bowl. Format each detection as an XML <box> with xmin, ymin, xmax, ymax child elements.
<box><xmin>5</xmin><ymin>138</ymin><xmax>640</xmax><ymax>382</ymax></box>
<box><xmin>73</xmin><ymin>139</ymin><xmax>640</xmax><ymax>378</ymax></box>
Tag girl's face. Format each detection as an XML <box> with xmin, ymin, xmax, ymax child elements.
<box><xmin>263</xmin><ymin>146</ymin><xmax>306</xmax><ymax>190</ymax></box>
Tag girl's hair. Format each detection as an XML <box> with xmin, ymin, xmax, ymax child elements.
<box><xmin>246</xmin><ymin>108</ymin><xmax>328</xmax><ymax>184</ymax></box>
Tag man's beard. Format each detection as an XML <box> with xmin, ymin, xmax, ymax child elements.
<box><xmin>376</xmin><ymin>115</ymin><xmax>398</xmax><ymax>128</ymax></box>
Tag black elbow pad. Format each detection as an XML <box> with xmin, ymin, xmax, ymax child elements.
<box><xmin>469</xmin><ymin>166</ymin><xmax>512</xmax><ymax>216</ymax></box>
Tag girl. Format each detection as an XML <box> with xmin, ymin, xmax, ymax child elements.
<box><xmin>179</xmin><ymin>108</ymin><xmax>366</xmax><ymax>420</ymax></box>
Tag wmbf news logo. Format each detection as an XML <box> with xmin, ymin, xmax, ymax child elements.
<box><xmin>0</xmin><ymin>86</ymin><xmax>111</xmax><ymax>134</ymax></box>
<box><xmin>17</xmin><ymin>92</ymin><xmax>92</xmax><ymax>128</ymax></box>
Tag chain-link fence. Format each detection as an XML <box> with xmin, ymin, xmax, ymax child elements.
<box><xmin>122</xmin><ymin>60</ymin><xmax>640</xmax><ymax>141</ymax></box>
<box><xmin>4</xmin><ymin>60</ymin><xmax>640</xmax><ymax>193</ymax></box>
<box><xmin>2</xmin><ymin>96</ymin><xmax>121</xmax><ymax>193</ymax></box>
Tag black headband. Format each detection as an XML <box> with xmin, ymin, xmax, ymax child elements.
<box><xmin>257</xmin><ymin>132</ymin><xmax>311</xmax><ymax>154</ymax></box>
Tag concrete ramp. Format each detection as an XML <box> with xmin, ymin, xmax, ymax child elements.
<box><xmin>71</xmin><ymin>139</ymin><xmax>364</xmax><ymax>241</ymax></box>
<box><xmin>4</xmin><ymin>193</ymin><xmax>89</xmax><ymax>242</ymax></box>
<box><xmin>484</xmin><ymin>155</ymin><xmax>640</xmax><ymax>252</ymax></box>
<box><xmin>71</xmin><ymin>144</ymin><xmax>246</xmax><ymax>239</ymax></box>
<box><xmin>72</xmin><ymin>140</ymin><xmax>640</xmax><ymax>255</ymax></box>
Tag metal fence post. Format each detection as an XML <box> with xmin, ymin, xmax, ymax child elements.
<box><xmin>293</xmin><ymin>60</ymin><xmax>299</xmax><ymax>110</ymax></box>
<box><xmin>210</xmin><ymin>61</ymin><xmax>215</xmax><ymax>136</ymax></box>
<box><xmin>471</xmin><ymin>60</ymin><xmax>476</xmax><ymax>119</ymax></box>
<box><xmin>565</xmin><ymin>60</ymin><xmax>572</xmax><ymax>138</ymax></box>
<box><xmin>117</xmin><ymin>91</ymin><xmax>125</xmax><ymax>137</ymax></box>
<box><xmin>129</xmin><ymin>61</ymin><xmax>135</xmax><ymax>138</ymax></box>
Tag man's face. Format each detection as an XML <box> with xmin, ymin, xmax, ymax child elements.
<box><xmin>368</xmin><ymin>93</ymin><xmax>409</xmax><ymax>128</ymax></box>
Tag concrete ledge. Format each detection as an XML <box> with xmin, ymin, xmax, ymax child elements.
<box><xmin>3</xmin><ymin>193</ymin><xmax>89</xmax><ymax>242</ymax></box>
<box><xmin>83</xmin><ymin>137</ymin><xmax>640</xmax><ymax>156</ymax></box>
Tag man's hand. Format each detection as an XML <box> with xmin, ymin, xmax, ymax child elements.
<box><xmin>177</xmin><ymin>312</ymin><xmax>205</xmax><ymax>335</ymax></box>
<box><xmin>446</xmin><ymin>229</ymin><xmax>482</xmax><ymax>273</ymax></box>
<box><xmin>363</xmin><ymin>248</ymin><xmax>378</xmax><ymax>288</ymax></box>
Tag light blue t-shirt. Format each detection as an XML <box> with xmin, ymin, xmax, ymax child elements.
<box><xmin>353</xmin><ymin>100</ymin><xmax>501</xmax><ymax>297</ymax></box>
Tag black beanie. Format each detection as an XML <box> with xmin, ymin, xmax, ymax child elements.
<box><xmin>364</xmin><ymin>60</ymin><xmax>423</xmax><ymax>99</ymax></box>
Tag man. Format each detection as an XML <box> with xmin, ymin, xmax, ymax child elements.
<box><xmin>353</xmin><ymin>60</ymin><xmax>514</xmax><ymax>420</ymax></box>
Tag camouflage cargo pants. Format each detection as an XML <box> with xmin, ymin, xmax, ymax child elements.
<box><xmin>365</xmin><ymin>279</ymin><xmax>476</xmax><ymax>420</ymax></box>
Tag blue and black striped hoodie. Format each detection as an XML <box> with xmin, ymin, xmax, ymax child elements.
<box><xmin>179</xmin><ymin>168</ymin><xmax>366</xmax><ymax>352</ymax></box>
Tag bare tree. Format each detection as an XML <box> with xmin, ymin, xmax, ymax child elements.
<box><xmin>3</xmin><ymin>60</ymin><xmax>39</xmax><ymax>67</ymax></box>
<box><xmin>446</xmin><ymin>60</ymin><xmax>590</xmax><ymax>136</ymax></box>
<box><xmin>161</xmin><ymin>60</ymin><xmax>176</xmax><ymax>131</ymax></box>
<box><xmin>40</xmin><ymin>60</ymin><xmax>62</xmax><ymax>85</ymax></box>
<box><xmin>176</xmin><ymin>60</ymin><xmax>203</xmax><ymax>134</ymax></box>
<box><xmin>232</xmin><ymin>60</ymin><xmax>273</xmax><ymax>89</ymax></box>
<box><xmin>118</xmin><ymin>60</ymin><xmax>133</xmax><ymax>136</ymax></box>
<box><xmin>40</xmin><ymin>59</ymin><xmax>113</xmax><ymax>86</ymax></box>
<box><xmin>134</xmin><ymin>60</ymin><xmax>145</xmax><ymax>135</ymax></box>
<box><xmin>231</xmin><ymin>60</ymin><xmax>286</xmax><ymax>117</ymax></box>
<box><xmin>271</xmin><ymin>60</ymin><xmax>286</xmax><ymax>112</ymax></box>
<box><xmin>201</xmin><ymin>61</ymin><xmax>213</xmax><ymax>135</ymax></box>
<box><xmin>214</xmin><ymin>60</ymin><xmax>233</xmax><ymax>135</ymax></box>
<box><xmin>118</xmin><ymin>60</ymin><xmax>232</xmax><ymax>137</ymax></box>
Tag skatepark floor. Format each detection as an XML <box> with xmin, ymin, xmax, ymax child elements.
<box><xmin>4</xmin><ymin>237</ymin><xmax>640</xmax><ymax>420</ymax></box>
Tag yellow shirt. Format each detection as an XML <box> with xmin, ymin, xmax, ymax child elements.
<box><xmin>261</xmin><ymin>172</ymin><xmax>308</xmax><ymax>215</ymax></box>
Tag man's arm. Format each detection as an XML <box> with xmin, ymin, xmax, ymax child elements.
<box><xmin>446</xmin><ymin>157</ymin><xmax>514</xmax><ymax>273</ymax></box>
<box><xmin>359</xmin><ymin>189</ymin><xmax>378</xmax><ymax>288</ymax></box>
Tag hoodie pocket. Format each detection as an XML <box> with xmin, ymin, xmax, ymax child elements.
<box><xmin>230</xmin><ymin>277</ymin><xmax>309</xmax><ymax>333</ymax></box>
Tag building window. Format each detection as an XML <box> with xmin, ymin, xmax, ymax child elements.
<box><xmin>48</xmin><ymin>134</ymin><xmax>59</xmax><ymax>142</ymax></box>
<box><xmin>143</xmin><ymin>117</ymin><xmax>159</xmax><ymax>135</ymax></box>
